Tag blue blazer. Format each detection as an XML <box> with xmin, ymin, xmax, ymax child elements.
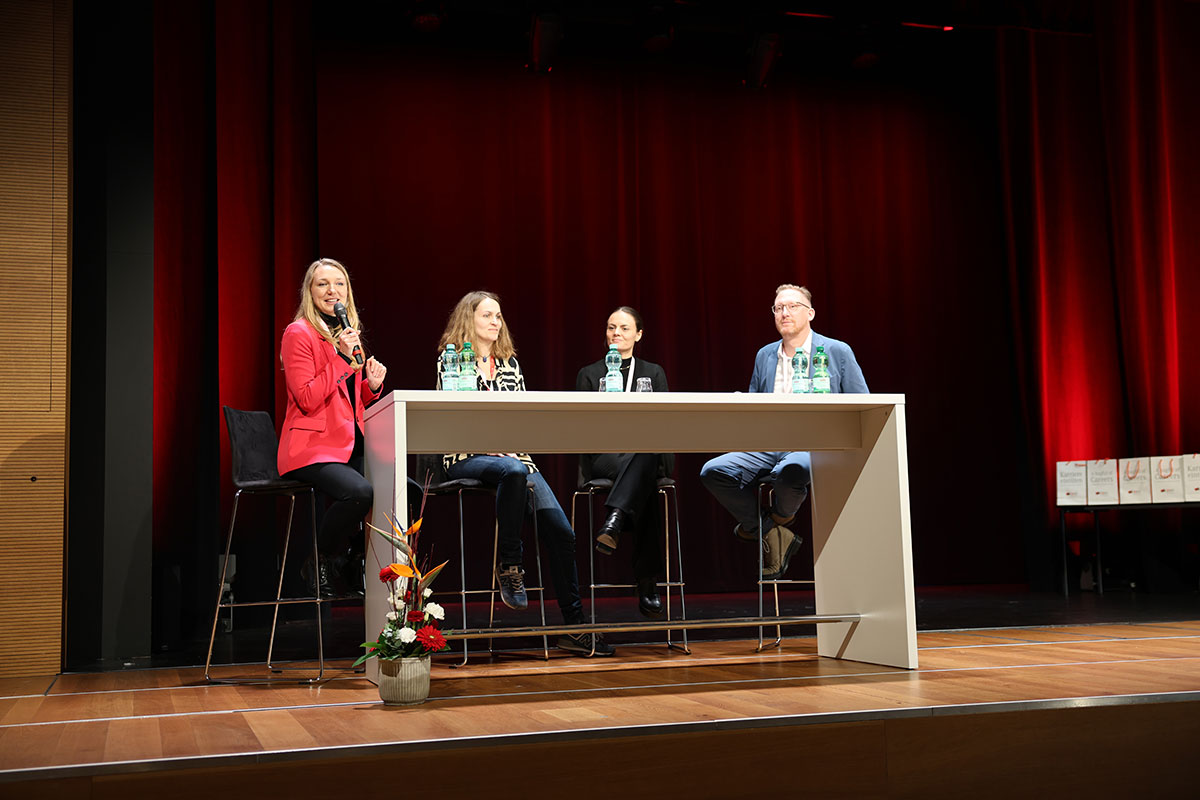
<box><xmin>749</xmin><ymin>331</ymin><xmax>869</xmax><ymax>394</ymax></box>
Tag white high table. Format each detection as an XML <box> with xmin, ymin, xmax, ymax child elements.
<box><xmin>363</xmin><ymin>390</ymin><xmax>917</xmax><ymax>676</ymax></box>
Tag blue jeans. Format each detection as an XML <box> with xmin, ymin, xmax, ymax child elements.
<box><xmin>445</xmin><ymin>455</ymin><xmax>583</xmax><ymax>623</ymax></box>
<box><xmin>699</xmin><ymin>451</ymin><xmax>812</xmax><ymax>534</ymax></box>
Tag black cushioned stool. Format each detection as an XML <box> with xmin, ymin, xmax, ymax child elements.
<box><xmin>414</xmin><ymin>454</ymin><xmax>549</xmax><ymax>667</ymax></box>
<box><xmin>205</xmin><ymin>407</ymin><xmax>348</xmax><ymax>683</ymax></box>
<box><xmin>571</xmin><ymin>475</ymin><xmax>690</xmax><ymax>654</ymax></box>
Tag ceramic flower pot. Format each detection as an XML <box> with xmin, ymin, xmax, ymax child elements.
<box><xmin>377</xmin><ymin>656</ymin><xmax>432</xmax><ymax>705</ymax></box>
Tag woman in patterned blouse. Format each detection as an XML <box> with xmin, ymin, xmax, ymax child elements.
<box><xmin>435</xmin><ymin>291</ymin><xmax>614</xmax><ymax>657</ymax></box>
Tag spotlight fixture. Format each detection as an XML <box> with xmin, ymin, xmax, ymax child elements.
<box><xmin>526</xmin><ymin>12</ymin><xmax>565</xmax><ymax>73</ymax></box>
<box><xmin>743</xmin><ymin>33</ymin><xmax>782</xmax><ymax>89</ymax></box>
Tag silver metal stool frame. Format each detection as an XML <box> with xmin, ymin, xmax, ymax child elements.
<box><xmin>755</xmin><ymin>482</ymin><xmax>815</xmax><ymax>652</ymax></box>
<box><xmin>428</xmin><ymin>481</ymin><xmax>550</xmax><ymax>668</ymax></box>
<box><xmin>205</xmin><ymin>483</ymin><xmax>341</xmax><ymax>683</ymax></box>
<box><xmin>571</xmin><ymin>478</ymin><xmax>690</xmax><ymax>655</ymax></box>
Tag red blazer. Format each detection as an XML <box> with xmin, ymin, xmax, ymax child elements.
<box><xmin>277</xmin><ymin>319</ymin><xmax>380</xmax><ymax>476</ymax></box>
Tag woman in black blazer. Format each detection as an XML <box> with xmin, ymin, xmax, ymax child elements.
<box><xmin>575</xmin><ymin>306</ymin><xmax>673</xmax><ymax>618</ymax></box>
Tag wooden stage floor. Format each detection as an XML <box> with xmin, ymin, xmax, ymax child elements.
<box><xmin>3</xmin><ymin>620</ymin><xmax>1200</xmax><ymax>797</ymax></box>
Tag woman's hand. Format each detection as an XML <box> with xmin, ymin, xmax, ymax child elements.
<box><xmin>365</xmin><ymin>357</ymin><xmax>387</xmax><ymax>392</ymax></box>
<box><xmin>336</xmin><ymin>327</ymin><xmax>361</xmax><ymax>360</ymax></box>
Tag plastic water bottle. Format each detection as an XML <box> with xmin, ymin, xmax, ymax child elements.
<box><xmin>604</xmin><ymin>345</ymin><xmax>623</xmax><ymax>392</ymax></box>
<box><xmin>459</xmin><ymin>341</ymin><xmax>477</xmax><ymax>391</ymax></box>
<box><xmin>791</xmin><ymin>350</ymin><xmax>811</xmax><ymax>394</ymax></box>
<box><xmin>812</xmin><ymin>344</ymin><xmax>831</xmax><ymax>393</ymax></box>
<box><xmin>440</xmin><ymin>343</ymin><xmax>459</xmax><ymax>391</ymax></box>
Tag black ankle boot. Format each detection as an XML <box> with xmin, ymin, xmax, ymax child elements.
<box><xmin>301</xmin><ymin>556</ymin><xmax>339</xmax><ymax>599</ymax></box>
<box><xmin>637</xmin><ymin>577</ymin><xmax>664</xmax><ymax>618</ymax></box>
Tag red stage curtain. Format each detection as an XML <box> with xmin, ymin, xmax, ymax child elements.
<box><xmin>151</xmin><ymin>0</ymin><xmax>1200</xmax><ymax>604</ymax></box>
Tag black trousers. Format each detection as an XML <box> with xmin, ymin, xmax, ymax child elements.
<box><xmin>590</xmin><ymin>452</ymin><xmax>664</xmax><ymax>580</ymax></box>
<box><xmin>285</xmin><ymin>457</ymin><xmax>425</xmax><ymax>555</ymax></box>
<box><xmin>284</xmin><ymin>456</ymin><xmax>371</xmax><ymax>554</ymax></box>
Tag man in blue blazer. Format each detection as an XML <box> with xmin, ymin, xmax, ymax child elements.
<box><xmin>700</xmin><ymin>284</ymin><xmax>869</xmax><ymax>579</ymax></box>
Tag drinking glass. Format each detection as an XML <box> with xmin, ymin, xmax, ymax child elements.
<box><xmin>635</xmin><ymin>377</ymin><xmax>653</xmax><ymax>392</ymax></box>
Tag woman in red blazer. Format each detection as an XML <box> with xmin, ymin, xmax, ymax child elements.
<box><xmin>278</xmin><ymin>258</ymin><xmax>387</xmax><ymax>595</ymax></box>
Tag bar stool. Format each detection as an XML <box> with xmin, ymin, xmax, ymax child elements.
<box><xmin>755</xmin><ymin>482</ymin><xmax>815</xmax><ymax>651</ymax></box>
<box><xmin>571</xmin><ymin>473</ymin><xmax>690</xmax><ymax>654</ymax></box>
<box><xmin>205</xmin><ymin>407</ymin><xmax>348</xmax><ymax>683</ymax></box>
<box><xmin>414</xmin><ymin>455</ymin><xmax>549</xmax><ymax>667</ymax></box>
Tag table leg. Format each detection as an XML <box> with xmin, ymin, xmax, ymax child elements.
<box><xmin>810</xmin><ymin>405</ymin><xmax>917</xmax><ymax>669</ymax></box>
<box><xmin>364</xmin><ymin>399</ymin><xmax>408</xmax><ymax>684</ymax></box>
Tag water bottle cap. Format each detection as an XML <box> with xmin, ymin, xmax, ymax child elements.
<box><xmin>446</xmin><ymin>343</ymin><xmax>456</xmax><ymax>351</ymax></box>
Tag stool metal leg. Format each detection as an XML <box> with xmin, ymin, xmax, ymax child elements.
<box><xmin>207</xmin><ymin>487</ymin><xmax>330</xmax><ymax>684</ymax></box>
<box><xmin>453</xmin><ymin>488</ymin><xmax>471</xmax><ymax>668</ymax></box>
<box><xmin>266</xmin><ymin>492</ymin><xmax>298</xmax><ymax>671</ymax></box>
<box><xmin>663</xmin><ymin>484</ymin><xmax>690</xmax><ymax>654</ymax></box>
<box><xmin>205</xmin><ymin>490</ymin><xmax>242</xmax><ymax>681</ymax></box>
<box><xmin>755</xmin><ymin>483</ymin><xmax>783</xmax><ymax>653</ymax></box>
<box><xmin>585</xmin><ymin>487</ymin><xmax>597</xmax><ymax>626</ymax></box>
<box><xmin>757</xmin><ymin>483</ymin><xmax>766</xmax><ymax>650</ymax></box>
<box><xmin>530</xmin><ymin>503</ymin><xmax>550</xmax><ymax>660</ymax></box>
<box><xmin>487</xmin><ymin>521</ymin><xmax>500</xmax><ymax>653</ymax></box>
<box><xmin>311</xmin><ymin>490</ymin><xmax>326</xmax><ymax>679</ymax></box>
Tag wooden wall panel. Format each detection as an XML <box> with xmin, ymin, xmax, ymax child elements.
<box><xmin>0</xmin><ymin>0</ymin><xmax>70</xmax><ymax>678</ymax></box>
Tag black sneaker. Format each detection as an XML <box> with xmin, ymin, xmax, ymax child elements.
<box><xmin>495</xmin><ymin>563</ymin><xmax>528</xmax><ymax>610</ymax></box>
<box><xmin>557</xmin><ymin>632</ymin><xmax>615</xmax><ymax>657</ymax></box>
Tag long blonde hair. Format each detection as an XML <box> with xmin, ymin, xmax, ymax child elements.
<box><xmin>437</xmin><ymin>291</ymin><xmax>516</xmax><ymax>360</ymax></box>
<box><xmin>294</xmin><ymin>258</ymin><xmax>362</xmax><ymax>349</ymax></box>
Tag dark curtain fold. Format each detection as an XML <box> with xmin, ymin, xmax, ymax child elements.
<box><xmin>152</xmin><ymin>0</ymin><xmax>218</xmax><ymax>647</ymax></box>
<box><xmin>149</xmin><ymin>0</ymin><xmax>1200</xmax><ymax>631</ymax></box>
<box><xmin>152</xmin><ymin>0</ymin><xmax>316</xmax><ymax>640</ymax></box>
<box><xmin>1096</xmin><ymin>0</ymin><xmax>1200</xmax><ymax>456</ymax></box>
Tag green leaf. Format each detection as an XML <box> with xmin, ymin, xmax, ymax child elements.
<box><xmin>367</xmin><ymin>521</ymin><xmax>413</xmax><ymax>559</ymax></box>
<box><xmin>418</xmin><ymin>560</ymin><xmax>449</xmax><ymax>596</ymax></box>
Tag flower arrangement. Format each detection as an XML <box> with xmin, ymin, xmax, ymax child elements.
<box><xmin>354</xmin><ymin>496</ymin><xmax>451</xmax><ymax>666</ymax></box>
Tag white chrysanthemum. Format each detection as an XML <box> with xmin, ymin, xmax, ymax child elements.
<box><xmin>385</xmin><ymin>611</ymin><xmax>399</xmax><ymax>622</ymax></box>
<box><xmin>424</xmin><ymin>602</ymin><xmax>445</xmax><ymax>621</ymax></box>
<box><xmin>398</xmin><ymin>627</ymin><xmax>417</xmax><ymax>643</ymax></box>
<box><xmin>423</xmin><ymin>588</ymin><xmax>432</xmax><ymax>598</ymax></box>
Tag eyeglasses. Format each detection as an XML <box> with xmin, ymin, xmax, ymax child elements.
<box><xmin>771</xmin><ymin>301</ymin><xmax>811</xmax><ymax>316</ymax></box>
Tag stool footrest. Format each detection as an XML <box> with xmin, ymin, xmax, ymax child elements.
<box><xmin>445</xmin><ymin>613</ymin><xmax>859</xmax><ymax>640</ymax></box>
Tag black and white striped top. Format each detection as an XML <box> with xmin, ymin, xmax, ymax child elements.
<box><xmin>436</xmin><ymin>355</ymin><xmax>538</xmax><ymax>474</ymax></box>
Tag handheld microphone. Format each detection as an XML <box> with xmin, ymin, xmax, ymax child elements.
<box><xmin>332</xmin><ymin>301</ymin><xmax>364</xmax><ymax>365</ymax></box>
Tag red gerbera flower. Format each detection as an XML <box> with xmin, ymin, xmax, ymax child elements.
<box><xmin>415</xmin><ymin>624</ymin><xmax>447</xmax><ymax>652</ymax></box>
<box><xmin>406</xmin><ymin>610</ymin><xmax>425</xmax><ymax>623</ymax></box>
